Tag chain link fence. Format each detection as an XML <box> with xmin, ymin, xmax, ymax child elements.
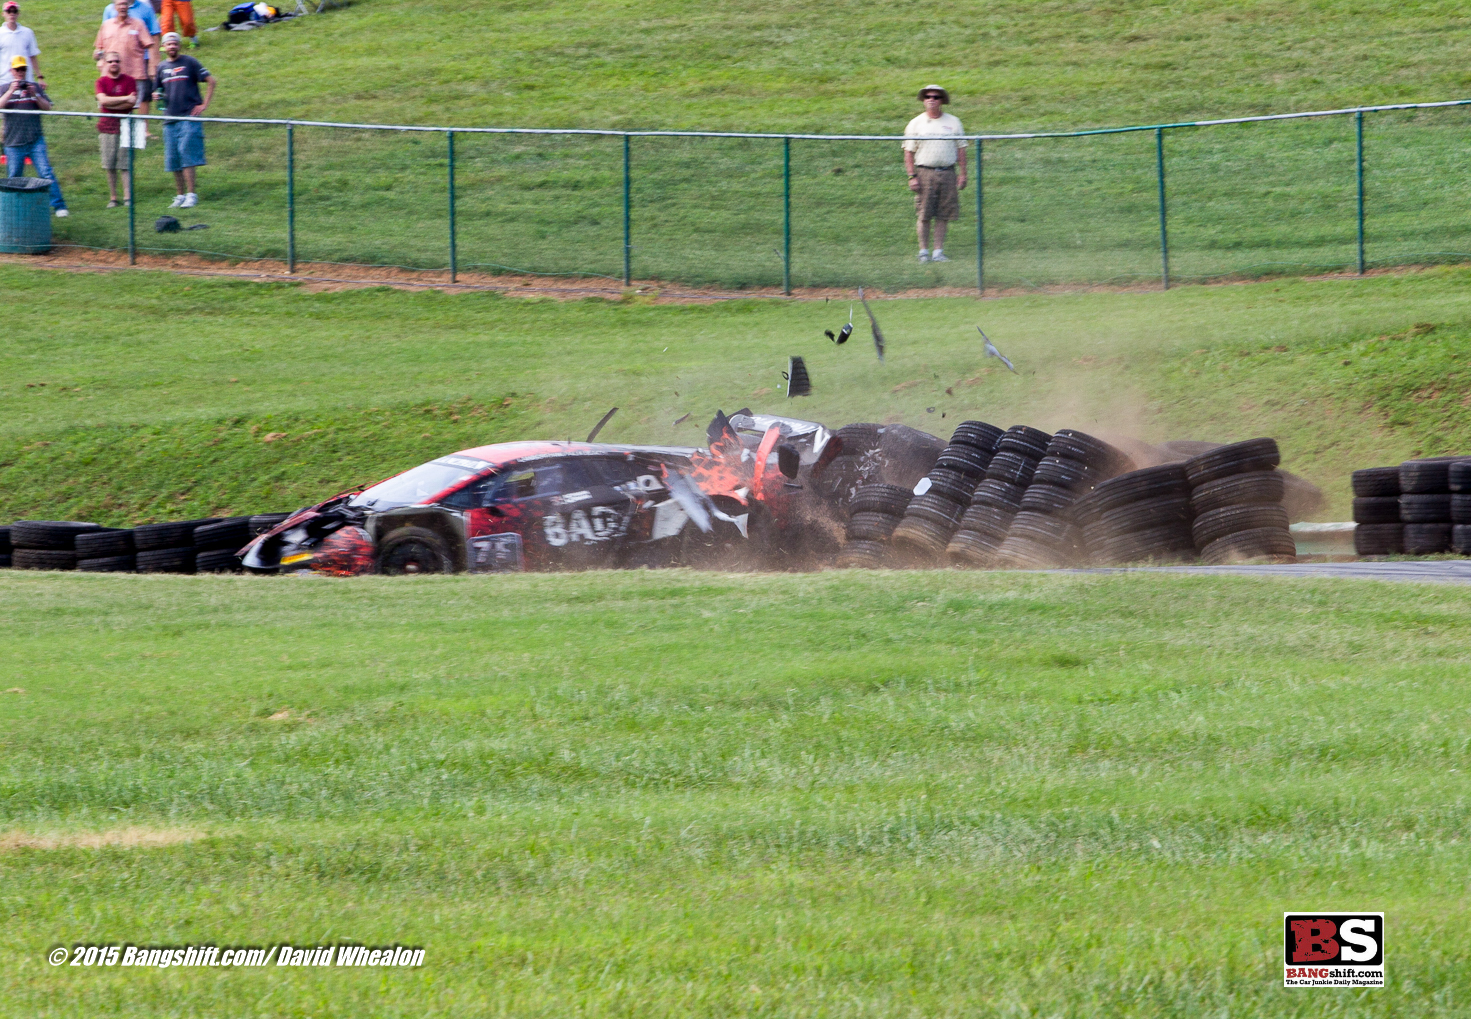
<box><xmin>13</xmin><ymin>100</ymin><xmax>1471</xmax><ymax>292</ymax></box>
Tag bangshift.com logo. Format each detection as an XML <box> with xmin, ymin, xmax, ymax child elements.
<box><xmin>1283</xmin><ymin>913</ymin><xmax>1384</xmax><ymax>987</ymax></box>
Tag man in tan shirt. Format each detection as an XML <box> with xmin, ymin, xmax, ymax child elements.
<box><xmin>93</xmin><ymin>0</ymin><xmax>153</xmax><ymax>116</ymax></box>
<box><xmin>902</xmin><ymin>85</ymin><xmax>968</xmax><ymax>263</ymax></box>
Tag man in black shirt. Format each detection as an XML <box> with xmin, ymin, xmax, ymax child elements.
<box><xmin>153</xmin><ymin>30</ymin><xmax>212</xmax><ymax>208</ymax></box>
<box><xmin>0</xmin><ymin>54</ymin><xmax>65</xmax><ymax>215</ymax></box>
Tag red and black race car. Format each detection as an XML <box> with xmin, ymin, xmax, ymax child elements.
<box><xmin>240</xmin><ymin>412</ymin><xmax>839</xmax><ymax>576</ymax></box>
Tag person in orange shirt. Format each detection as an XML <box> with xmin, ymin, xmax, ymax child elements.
<box><xmin>160</xmin><ymin>0</ymin><xmax>196</xmax><ymax>48</ymax></box>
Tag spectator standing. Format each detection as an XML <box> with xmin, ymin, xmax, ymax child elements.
<box><xmin>160</xmin><ymin>0</ymin><xmax>197</xmax><ymax>49</ymax></box>
<box><xmin>94</xmin><ymin>0</ymin><xmax>154</xmax><ymax>112</ymax></box>
<box><xmin>0</xmin><ymin>1</ymin><xmax>39</xmax><ymax>83</ymax></box>
<box><xmin>1</xmin><ymin>56</ymin><xmax>65</xmax><ymax>215</ymax></box>
<box><xmin>902</xmin><ymin>85</ymin><xmax>967</xmax><ymax>263</ymax></box>
<box><xmin>154</xmin><ymin>31</ymin><xmax>213</xmax><ymax>208</ymax></box>
<box><xmin>95</xmin><ymin>52</ymin><xmax>137</xmax><ymax>207</ymax></box>
<box><xmin>100</xmin><ymin>0</ymin><xmax>160</xmax><ymax>40</ymax></box>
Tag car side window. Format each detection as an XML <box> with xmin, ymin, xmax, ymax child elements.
<box><xmin>581</xmin><ymin>456</ymin><xmax>640</xmax><ymax>487</ymax></box>
<box><xmin>440</xmin><ymin>472</ymin><xmax>499</xmax><ymax>509</ymax></box>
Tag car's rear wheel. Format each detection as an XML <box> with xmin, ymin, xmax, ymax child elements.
<box><xmin>377</xmin><ymin>527</ymin><xmax>454</xmax><ymax>575</ymax></box>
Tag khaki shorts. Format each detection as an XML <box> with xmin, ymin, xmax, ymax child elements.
<box><xmin>913</xmin><ymin>165</ymin><xmax>959</xmax><ymax>221</ymax></box>
<box><xmin>99</xmin><ymin>132</ymin><xmax>129</xmax><ymax>171</ymax></box>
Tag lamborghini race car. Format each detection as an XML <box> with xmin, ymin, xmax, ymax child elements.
<box><xmin>240</xmin><ymin>413</ymin><xmax>839</xmax><ymax>576</ymax></box>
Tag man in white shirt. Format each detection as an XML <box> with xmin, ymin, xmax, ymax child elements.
<box><xmin>0</xmin><ymin>2</ymin><xmax>40</xmax><ymax>83</ymax></box>
<box><xmin>902</xmin><ymin>85</ymin><xmax>968</xmax><ymax>263</ymax></box>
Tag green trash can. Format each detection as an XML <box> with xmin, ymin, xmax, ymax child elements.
<box><xmin>0</xmin><ymin>176</ymin><xmax>53</xmax><ymax>254</ymax></box>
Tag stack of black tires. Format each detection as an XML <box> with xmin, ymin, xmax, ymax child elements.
<box><xmin>834</xmin><ymin>484</ymin><xmax>911</xmax><ymax>568</ymax></box>
<box><xmin>131</xmin><ymin>517</ymin><xmax>220</xmax><ymax>574</ymax></box>
<box><xmin>1351</xmin><ymin>465</ymin><xmax>1403</xmax><ymax>555</ymax></box>
<box><xmin>1454</xmin><ymin>463</ymin><xmax>1471</xmax><ymax>555</ymax></box>
<box><xmin>194</xmin><ymin>517</ymin><xmax>261</xmax><ymax>572</ymax></box>
<box><xmin>891</xmin><ymin>421</ymin><xmax>1001</xmax><ymax>562</ymax></box>
<box><xmin>0</xmin><ymin>526</ymin><xmax>10</xmax><ymax>569</ymax></box>
<box><xmin>77</xmin><ymin>526</ymin><xmax>137</xmax><ymax>571</ymax></box>
<box><xmin>991</xmin><ymin>429</ymin><xmax>1129</xmax><ymax>569</ymax></box>
<box><xmin>1077</xmin><ymin>465</ymin><xmax>1195</xmax><ymax>565</ymax></box>
<box><xmin>1397</xmin><ymin>458</ymin><xmax>1463</xmax><ymax>555</ymax></box>
<box><xmin>11</xmin><ymin>521</ymin><xmax>105</xmax><ymax>571</ymax></box>
<box><xmin>980</xmin><ymin>426</ymin><xmax>1056</xmax><ymax>567</ymax></box>
<box><xmin>1184</xmin><ymin>438</ymin><xmax>1295</xmax><ymax>564</ymax></box>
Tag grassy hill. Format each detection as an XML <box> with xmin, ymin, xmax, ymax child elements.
<box><xmin>3</xmin><ymin>262</ymin><xmax>1471</xmax><ymax>525</ymax></box>
<box><xmin>20</xmin><ymin>0</ymin><xmax>1471</xmax><ymax>131</ymax></box>
<box><xmin>13</xmin><ymin>1</ymin><xmax>1471</xmax><ymax>288</ymax></box>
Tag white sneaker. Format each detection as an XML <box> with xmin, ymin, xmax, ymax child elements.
<box><xmin>170</xmin><ymin>194</ymin><xmax>186</xmax><ymax>208</ymax></box>
<box><xmin>54</xmin><ymin>208</ymin><xmax>68</xmax><ymax>218</ymax></box>
<box><xmin>180</xmin><ymin>193</ymin><xmax>198</xmax><ymax>209</ymax></box>
<box><xmin>930</xmin><ymin>251</ymin><xmax>950</xmax><ymax>262</ymax></box>
<box><xmin>917</xmin><ymin>250</ymin><xmax>930</xmax><ymax>263</ymax></box>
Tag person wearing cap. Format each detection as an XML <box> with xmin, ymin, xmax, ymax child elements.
<box><xmin>96</xmin><ymin>51</ymin><xmax>138</xmax><ymax>207</ymax></box>
<box><xmin>100</xmin><ymin>0</ymin><xmax>160</xmax><ymax>40</ymax></box>
<box><xmin>902</xmin><ymin>85</ymin><xmax>968</xmax><ymax>263</ymax></box>
<box><xmin>160</xmin><ymin>0</ymin><xmax>197</xmax><ymax>49</ymax></box>
<box><xmin>1</xmin><ymin>55</ymin><xmax>66</xmax><ymax>215</ymax></box>
<box><xmin>154</xmin><ymin>31</ymin><xmax>213</xmax><ymax>208</ymax></box>
<box><xmin>0</xmin><ymin>2</ymin><xmax>40</xmax><ymax>83</ymax></box>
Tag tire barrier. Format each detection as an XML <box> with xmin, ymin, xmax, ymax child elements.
<box><xmin>2</xmin><ymin>513</ymin><xmax>290</xmax><ymax>573</ymax></box>
<box><xmin>1350</xmin><ymin>456</ymin><xmax>1471</xmax><ymax>557</ymax></box>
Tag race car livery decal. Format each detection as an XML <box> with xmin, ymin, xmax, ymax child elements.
<box><xmin>311</xmin><ymin>525</ymin><xmax>375</xmax><ymax>577</ymax></box>
<box><xmin>439</xmin><ymin>456</ymin><xmax>491</xmax><ymax>471</ymax></box>
<box><xmin>469</xmin><ymin>533</ymin><xmax>525</xmax><ymax>573</ymax></box>
<box><xmin>542</xmin><ymin>506</ymin><xmax>629</xmax><ymax>546</ymax></box>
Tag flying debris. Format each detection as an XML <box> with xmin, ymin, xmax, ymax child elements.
<box><xmin>859</xmin><ymin>288</ymin><xmax>885</xmax><ymax>362</ymax></box>
<box><xmin>673</xmin><ymin>412</ymin><xmax>692</xmax><ymax>426</ymax></box>
<box><xmin>586</xmin><ymin>406</ymin><xmax>618</xmax><ymax>442</ymax></box>
<box><xmin>978</xmin><ymin>326</ymin><xmax>1018</xmax><ymax>374</ymax></box>
<box><xmin>784</xmin><ymin>356</ymin><xmax>812</xmax><ymax>397</ymax></box>
<box><xmin>826</xmin><ymin>305</ymin><xmax>854</xmax><ymax>344</ymax></box>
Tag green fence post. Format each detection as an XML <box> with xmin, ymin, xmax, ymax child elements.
<box><xmin>974</xmin><ymin>137</ymin><xmax>983</xmax><ymax>296</ymax></box>
<box><xmin>622</xmin><ymin>134</ymin><xmax>631</xmax><ymax>286</ymax></box>
<box><xmin>127</xmin><ymin>117</ymin><xmax>135</xmax><ymax>266</ymax></box>
<box><xmin>286</xmin><ymin>124</ymin><xmax>295</xmax><ymax>274</ymax></box>
<box><xmin>782</xmin><ymin>136</ymin><xmax>791</xmax><ymax>296</ymax></box>
<box><xmin>1356</xmin><ymin>110</ymin><xmax>1365</xmax><ymax>275</ymax></box>
<box><xmin>444</xmin><ymin>130</ymin><xmax>456</xmax><ymax>283</ymax></box>
<box><xmin>1155</xmin><ymin>127</ymin><xmax>1170</xmax><ymax>291</ymax></box>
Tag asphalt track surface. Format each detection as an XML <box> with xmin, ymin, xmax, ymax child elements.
<box><xmin>1075</xmin><ymin>561</ymin><xmax>1471</xmax><ymax>584</ymax></box>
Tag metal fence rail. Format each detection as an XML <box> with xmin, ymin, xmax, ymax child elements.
<box><xmin>13</xmin><ymin>99</ymin><xmax>1471</xmax><ymax>294</ymax></box>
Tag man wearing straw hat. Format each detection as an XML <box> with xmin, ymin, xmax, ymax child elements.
<box><xmin>902</xmin><ymin>85</ymin><xmax>967</xmax><ymax>263</ymax></box>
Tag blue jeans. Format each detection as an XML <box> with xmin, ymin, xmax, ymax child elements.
<box><xmin>162</xmin><ymin>120</ymin><xmax>206</xmax><ymax>173</ymax></box>
<box><xmin>3</xmin><ymin>138</ymin><xmax>66</xmax><ymax>210</ymax></box>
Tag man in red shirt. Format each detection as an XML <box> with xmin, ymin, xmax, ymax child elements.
<box><xmin>95</xmin><ymin>51</ymin><xmax>136</xmax><ymax>206</ymax></box>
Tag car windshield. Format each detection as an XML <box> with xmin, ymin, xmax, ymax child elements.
<box><xmin>349</xmin><ymin>457</ymin><xmax>488</xmax><ymax>508</ymax></box>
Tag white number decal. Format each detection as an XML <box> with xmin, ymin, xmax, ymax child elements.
<box><xmin>542</xmin><ymin>514</ymin><xmax>569</xmax><ymax>546</ymax></box>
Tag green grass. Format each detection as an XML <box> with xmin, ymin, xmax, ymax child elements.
<box><xmin>2</xmin><ymin>567</ymin><xmax>1469</xmax><ymax>1016</ymax></box>
<box><xmin>11</xmin><ymin>1</ymin><xmax>1471</xmax><ymax>286</ymax></box>
<box><xmin>4</xmin><ymin>262</ymin><xmax>1471</xmax><ymax>523</ymax></box>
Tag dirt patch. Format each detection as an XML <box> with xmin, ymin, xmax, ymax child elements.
<box><xmin>0</xmin><ymin>827</ymin><xmax>205</xmax><ymax>851</ymax></box>
<box><xmin>1</xmin><ymin>247</ymin><xmax>1454</xmax><ymax>304</ymax></box>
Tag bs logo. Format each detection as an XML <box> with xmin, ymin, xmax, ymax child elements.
<box><xmin>1283</xmin><ymin>913</ymin><xmax>1384</xmax><ymax>987</ymax></box>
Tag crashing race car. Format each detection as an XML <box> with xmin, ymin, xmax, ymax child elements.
<box><xmin>240</xmin><ymin>412</ymin><xmax>841</xmax><ymax>576</ymax></box>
